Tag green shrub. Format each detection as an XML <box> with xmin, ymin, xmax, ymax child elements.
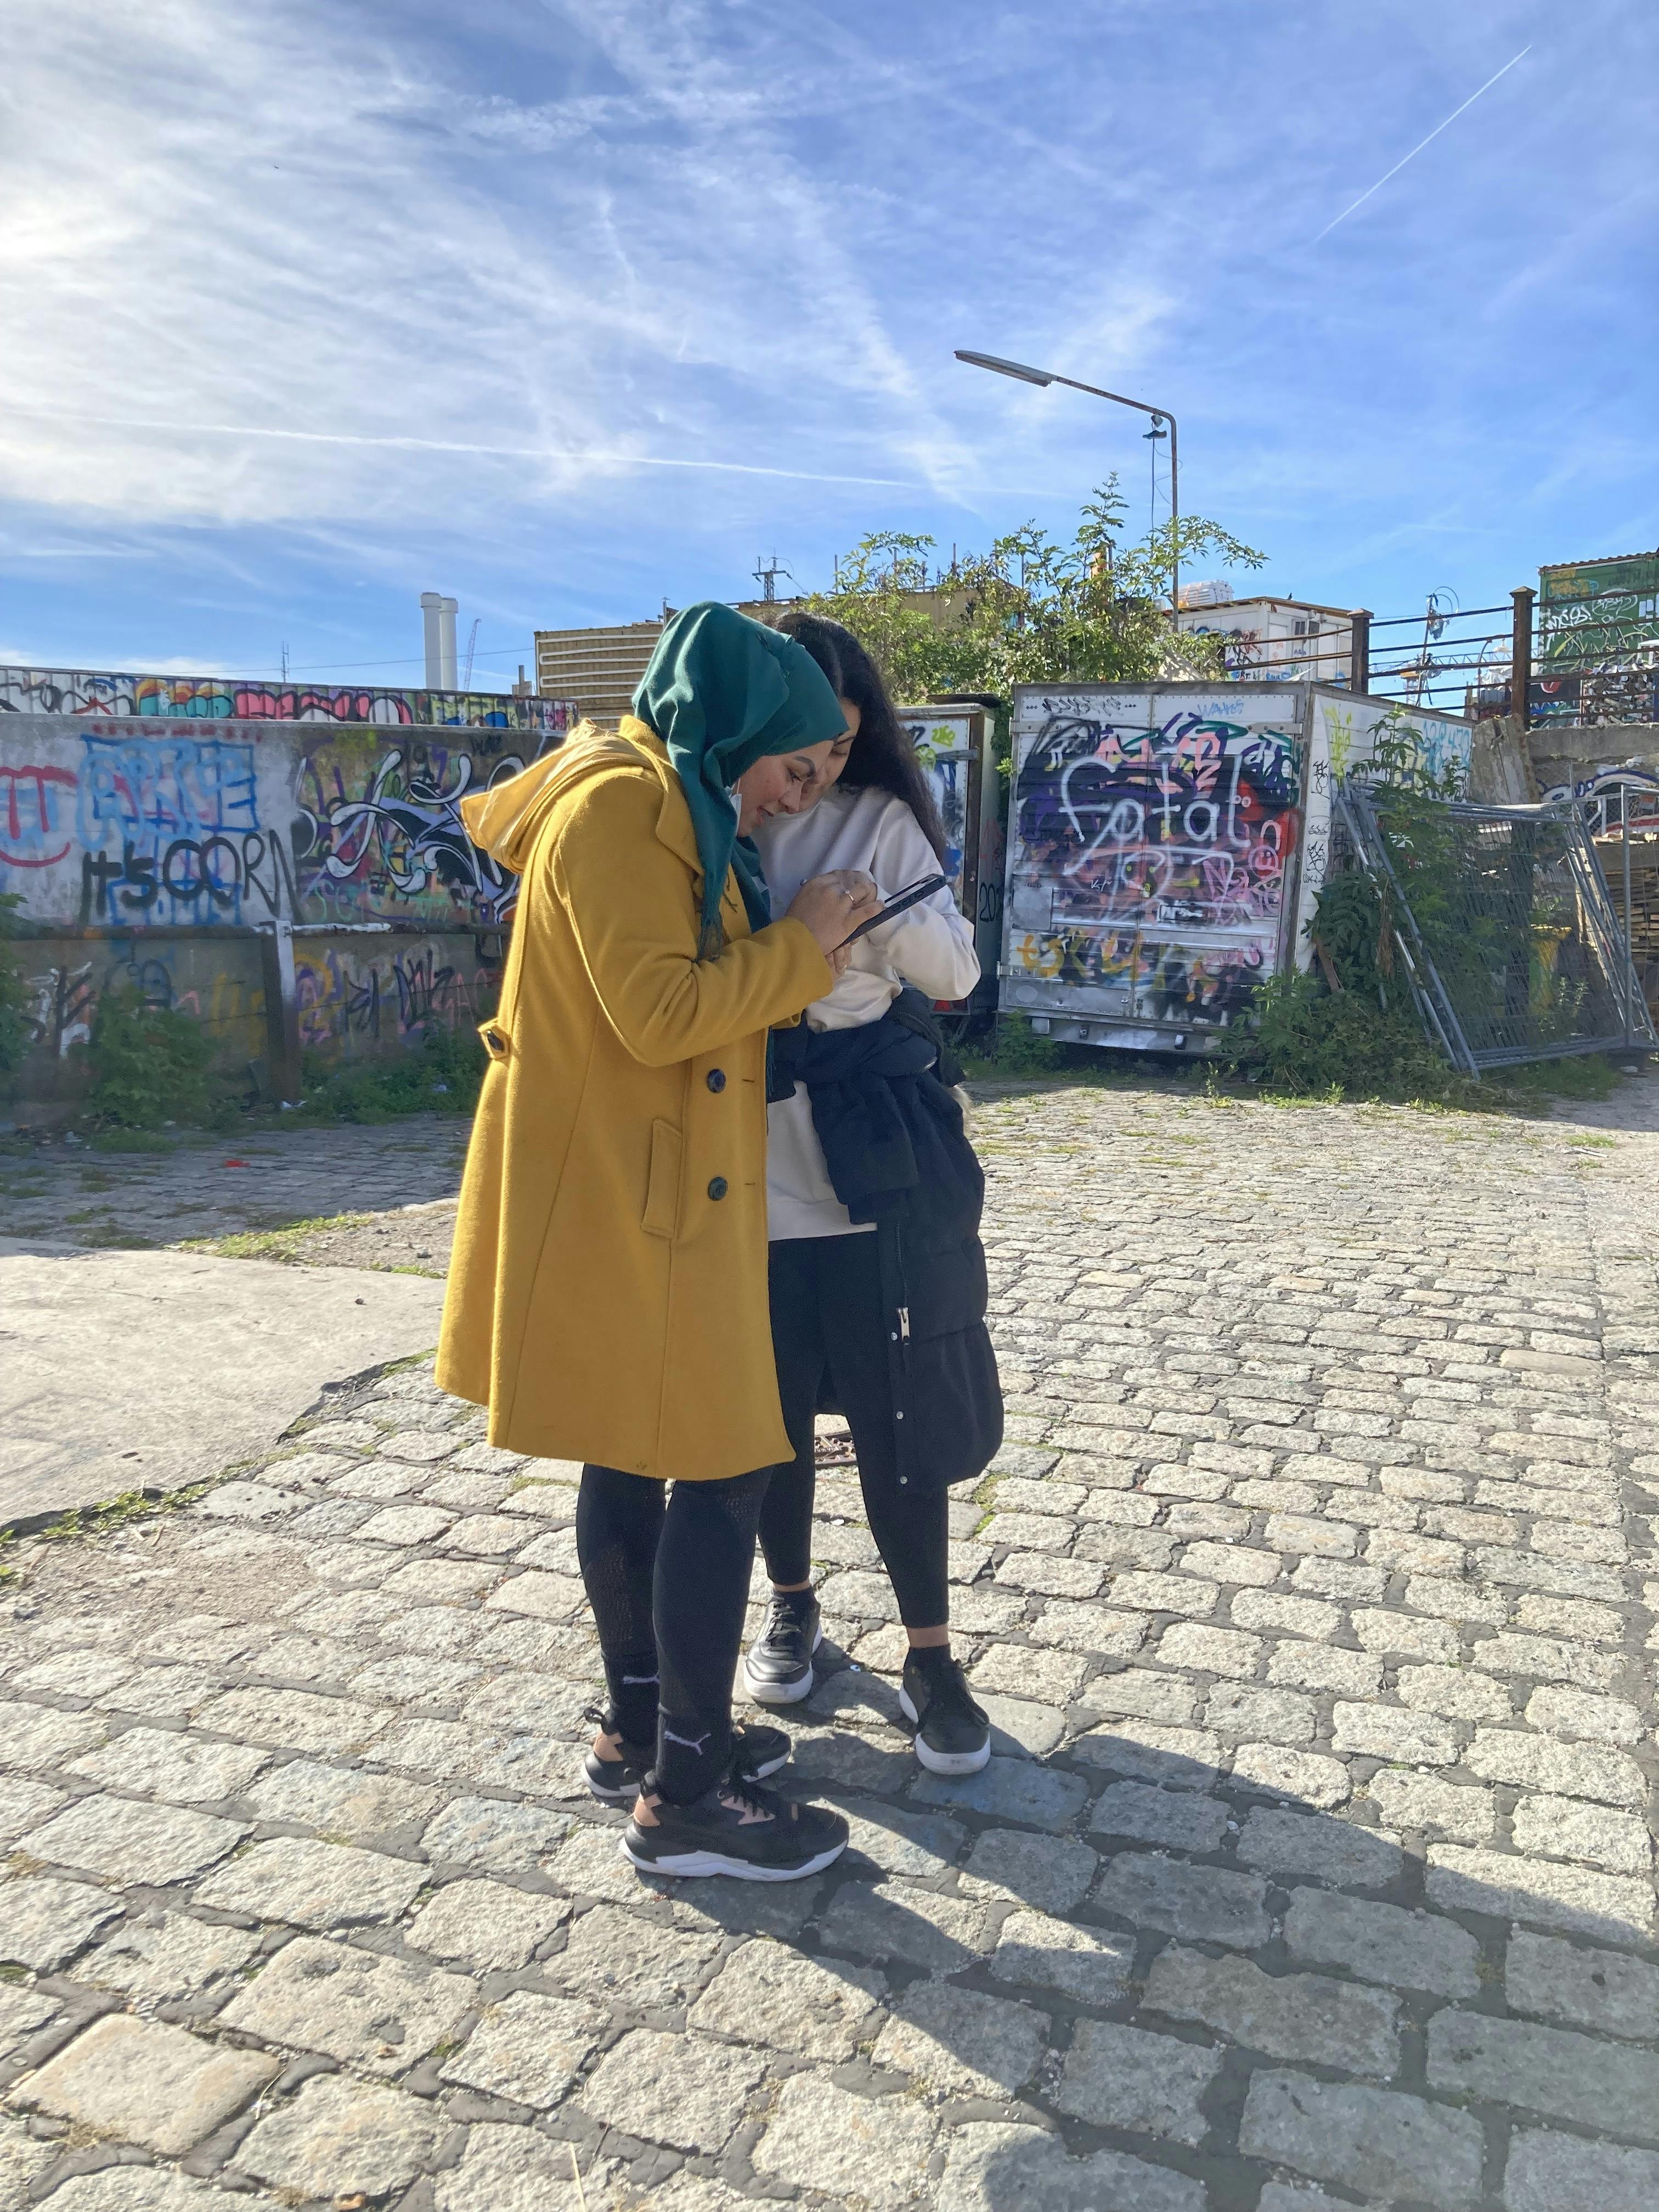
<box><xmin>1212</xmin><ymin>967</ymin><xmax>1463</xmax><ymax>1101</ymax></box>
<box><xmin>0</xmin><ymin>893</ymin><xmax>30</xmax><ymax>1088</ymax></box>
<box><xmin>298</xmin><ymin>1023</ymin><xmax>487</xmax><ymax>1122</ymax></box>
<box><xmin>959</xmin><ymin>1014</ymin><xmax>1069</xmax><ymax>1078</ymax></box>
<box><xmin>77</xmin><ymin>990</ymin><xmax>214</xmax><ymax>1128</ymax></box>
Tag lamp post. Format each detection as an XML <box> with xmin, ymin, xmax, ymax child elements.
<box><xmin>955</xmin><ymin>349</ymin><xmax>1181</xmax><ymax>620</ymax></box>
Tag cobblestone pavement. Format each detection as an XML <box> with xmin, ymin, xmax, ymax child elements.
<box><xmin>0</xmin><ymin>1116</ymin><xmax>470</xmax><ymax>1253</ymax></box>
<box><xmin>3</xmin><ymin>1081</ymin><xmax>1659</xmax><ymax>2210</ymax></box>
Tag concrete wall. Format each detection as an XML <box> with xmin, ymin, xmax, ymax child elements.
<box><xmin>1</xmin><ymin>714</ymin><xmax>558</xmax><ymax>1110</ymax></box>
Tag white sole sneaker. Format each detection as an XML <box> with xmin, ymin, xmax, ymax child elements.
<box><xmin>899</xmin><ymin>1684</ymin><xmax>992</xmax><ymax>1776</ymax></box>
<box><xmin>617</xmin><ymin>1833</ymin><xmax>847</xmax><ymax>1883</ymax></box>
<box><xmin>742</xmin><ymin>1623</ymin><xmax>823</xmax><ymax>1707</ymax></box>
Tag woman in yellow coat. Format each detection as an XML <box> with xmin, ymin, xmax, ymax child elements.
<box><xmin>438</xmin><ymin>602</ymin><xmax>879</xmax><ymax>1881</ymax></box>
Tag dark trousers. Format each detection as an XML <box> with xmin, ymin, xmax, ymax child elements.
<box><xmin>759</xmin><ymin>1232</ymin><xmax>950</xmax><ymax>1627</ymax></box>
<box><xmin>575</xmin><ymin>1461</ymin><xmax>769</xmax><ymax>1804</ymax></box>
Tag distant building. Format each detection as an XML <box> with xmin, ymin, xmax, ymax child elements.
<box><xmin>1175</xmin><ymin>587</ymin><xmax>1353</xmax><ymax>688</ymax></box>
<box><xmin>535</xmin><ymin>588</ymin><xmax>972</xmax><ymax>725</ymax></box>
<box><xmin>534</xmin><ymin>622</ymin><xmax>669</xmax><ymax>725</ymax></box>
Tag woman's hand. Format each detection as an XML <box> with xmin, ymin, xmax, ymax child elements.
<box><xmin>787</xmin><ymin>871</ymin><xmax>882</xmax><ymax>972</ymax></box>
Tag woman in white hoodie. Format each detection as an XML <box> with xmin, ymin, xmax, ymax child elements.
<box><xmin>744</xmin><ymin>612</ymin><xmax>998</xmax><ymax>1775</ymax></box>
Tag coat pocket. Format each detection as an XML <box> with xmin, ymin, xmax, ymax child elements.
<box><xmin>641</xmin><ymin>1119</ymin><xmax>684</xmax><ymax>1240</ymax></box>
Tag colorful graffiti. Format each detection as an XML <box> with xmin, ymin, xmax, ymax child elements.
<box><xmin>296</xmin><ymin>736</ymin><xmax>533</xmax><ymax>928</ymax></box>
<box><xmin>1014</xmin><ymin>712</ymin><xmax>1299</xmax><ymax>924</ymax></box>
<box><xmin>1539</xmin><ymin>761</ymin><xmax>1659</xmax><ymax>834</ymax></box>
<box><xmin>65</xmin><ymin>732</ymin><xmax>297</xmax><ymax>928</ymax></box>
<box><xmin>0</xmin><ymin>664</ymin><xmax>574</xmax><ymax>734</ymax></box>
<box><xmin>2</xmin><ymin>764</ymin><xmax>78</xmax><ymax>869</ymax></box>
<box><xmin>1005</xmin><ymin>700</ymin><xmax>1301</xmax><ymax>1029</ymax></box>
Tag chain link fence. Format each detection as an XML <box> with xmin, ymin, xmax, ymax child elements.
<box><xmin>1333</xmin><ymin>783</ymin><xmax>1656</xmax><ymax>1074</ymax></box>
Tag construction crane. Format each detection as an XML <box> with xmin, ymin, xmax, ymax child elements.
<box><xmin>462</xmin><ymin>618</ymin><xmax>480</xmax><ymax>691</ymax></box>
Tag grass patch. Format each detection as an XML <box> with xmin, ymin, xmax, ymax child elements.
<box><xmin>36</xmin><ymin>1482</ymin><xmax>212</xmax><ymax>1544</ymax></box>
<box><xmin>88</xmin><ymin>1128</ymin><xmax>173</xmax><ymax>1154</ymax></box>
<box><xmin>182</xmin><ymin>1211</ymin><xmax>377</xmax><ymax>1262</ymax></box>
<box><xmin>961</xmin><ymin>1015</ymin><xmax>1188</xmax><ymax>1086</ymax></box>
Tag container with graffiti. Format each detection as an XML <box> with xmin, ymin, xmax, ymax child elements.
<box><xmin>1000</xmin><ymin>681</ymin><xmax>1473</xmax><ymax>1052</ymax></box>
<box><xmin>897</xmin><ymin>702</ymin><xmax>1002</xmax><ymax>1017</ymax></box>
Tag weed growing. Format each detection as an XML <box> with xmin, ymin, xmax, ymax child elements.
<box><xmin>0</xmin><ymin>893</ymin><xmax>28</xmax><ymax>1092</ymax></box>
<box><xmin>74</xmin><ymin>990</ymin><xmax>227</xmax><ymax>1131</ymax></box>
<box><xmin>296</xmin><ymin>1023</ymin><xmax>487</xmax><ymax>1123</ymax></box>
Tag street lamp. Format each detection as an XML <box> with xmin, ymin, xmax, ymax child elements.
<box><xmin>954</xmin><ymin>349</ymin><xmax>1182</xmax><ymax>621</ymax></box>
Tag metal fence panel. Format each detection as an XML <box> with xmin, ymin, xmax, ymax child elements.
<box><xmin>1336</xmin><ymin>783</ymin><xmax>1656</xmax><ymax>1072</ymax></box>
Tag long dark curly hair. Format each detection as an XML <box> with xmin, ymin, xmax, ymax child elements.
<box><xmin>771</xmin><ymin>610</ymin><xmax>947</xmax><ymax>862</ymax></box>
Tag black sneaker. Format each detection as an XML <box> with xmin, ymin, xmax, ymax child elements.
<box><xmin>743</xmin><ymin>1589</ymin><xmax>823</xmax><ymax>1706</ymax></box>
<box><xmin>899</xmin><ymin>1649</ymin><xmax>991</xmax><ymax>1776</ymax></box>
<box><xmin>581</xmin><ymin>1707</ymin><xmax>790</xmax><ymax>1803</ymax></box>
<box><xmin>620</xmin><ymin>1763</ymin><xmax>848</xmax><ymax>1882</ymax></box>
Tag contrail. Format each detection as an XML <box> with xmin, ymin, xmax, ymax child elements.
<box><xmin>7</xmin><ymin>405</ymin><xmax>915</xmax><ymax>490</ymax></box>
<box><xmin>1313</xmin><ymin>46</ymin><xmax>1532</xmax><ymax>244</ymax></box>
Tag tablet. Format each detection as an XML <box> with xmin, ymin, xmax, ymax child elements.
<box><xmin>838</xmin><ymin>873</ymin><xmax>950</xmax><ymax>947</ymax></box>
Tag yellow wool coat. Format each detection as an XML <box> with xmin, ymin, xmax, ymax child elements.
<box><xmin>435</xmin><ymin>719</ymin><xmax>832</xmax><ymax>1480</ymax></box>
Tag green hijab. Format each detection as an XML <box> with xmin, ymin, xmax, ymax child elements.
<box><xmin>633</xmin><ymin>601</ymin><xmax>847</xmax><ymax>956</ymax></box>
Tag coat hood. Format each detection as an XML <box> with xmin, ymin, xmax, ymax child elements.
<box><xmin>459</xmin><ymin>723</ymin><xmax>653</xmax><ymax>876</ymax></box>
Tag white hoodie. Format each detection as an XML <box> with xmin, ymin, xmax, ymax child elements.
<box><xmin>753</xmin><ymin>783</ymin><xmax>980</xmax><ymax>1240</ymax></box>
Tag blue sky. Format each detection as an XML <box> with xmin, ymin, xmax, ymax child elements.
<box><xmin>1</xmin><ymin>0</ymin><xmax>1654</xmax><ymax>691</ymax></box>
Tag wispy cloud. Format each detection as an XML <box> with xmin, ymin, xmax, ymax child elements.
<box><xmin>6</xmin><ymin>405</ymin><xmax>917</xmax><ymax>489</ymax></box>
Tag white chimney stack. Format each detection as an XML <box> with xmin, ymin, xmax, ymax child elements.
<box><xmin>420</xmin><ymin>592</ymin><xmax>459</xmax><ymax>690</ymax></box>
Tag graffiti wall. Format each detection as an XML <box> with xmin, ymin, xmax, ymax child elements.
<box><xmin>0</xmin><ymin>715</ymin><xmax>558</xmax><ymax>932</ymax></box>
<box><xmin>0</xmin><ymin>664</ymin><xmax>573</xmax><ymax>734</ymax></box>
<box><xmin>1002</xmin><ymin>686</ymin><xmax>1305</xmax><ymax>1039</ymax></box>
<box><xmin>0</xmin><ymin>713</ymin><xmax>560</xmax><ymax>1106</ymax></box>
<box><xmin>1291</xmin><ymin>695</ymin><xmax>1473</xmax><ymax>970</ymax></box>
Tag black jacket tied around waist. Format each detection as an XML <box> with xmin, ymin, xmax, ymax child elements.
<box><xmin>769</xmin><ymin>991</ymin><xmax>1003</xmax><ymax>1490</ymax></box>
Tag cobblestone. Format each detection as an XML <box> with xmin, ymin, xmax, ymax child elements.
<box><xmin>6</xmin><ymin>1084</ymin><xmax>1659</xmax><ymax>2207</ymax></box>
<box><xmin>14</xmin><ymin>2013</ymin><xmax>279</xmax><ymax>2156</ymax></box>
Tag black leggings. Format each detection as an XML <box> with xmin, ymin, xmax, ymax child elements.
<box><xmin>576</xmin><ymin>1462</ymin><xmax>769</xmax><ymax>1804</ymax></box>
<box><xmin>758</xmin><ymin>1233</ymin><xmax>950</xmax><ymax>1628</ymax></box>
